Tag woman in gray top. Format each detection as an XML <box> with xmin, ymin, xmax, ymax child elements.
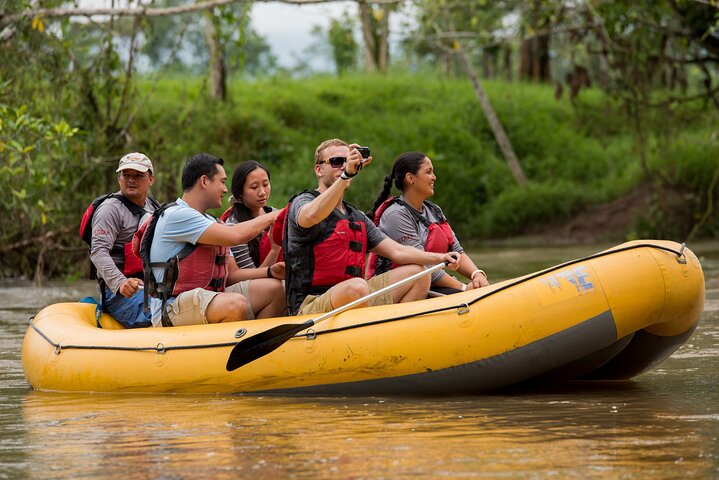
<box><xmin>367</xmin><ymin>151</ymin><xmax>489</xmax><ymax>293</ymax></box>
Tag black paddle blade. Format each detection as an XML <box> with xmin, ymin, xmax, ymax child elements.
<box><xmin>226</xmin><ymin>320</ymin><xmax>314</xmax><ymax>371</ymax></box>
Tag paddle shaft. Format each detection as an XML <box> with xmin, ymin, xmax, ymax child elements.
<box><xmin>225</xmin><ymin>261</ymin><xmax>448</xmax><ymax>371</ymax></box>
<box><xmin>306</xmin><ymin>261</ymin><xmax>447</xmax><ymax>329</ymax></box>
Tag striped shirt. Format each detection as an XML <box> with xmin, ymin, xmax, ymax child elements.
<box><xmin>224</xmin><ymin>207</ymin><xmax>276</xmax><ymax>268</ymax></box>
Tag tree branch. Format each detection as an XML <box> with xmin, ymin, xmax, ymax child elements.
<box><xmin>1</xmin><ymin>0</ymin><xmax>403</xmax><ymax>24</ymax></box>
<box><xmin>0</xmin><ymin>226</ymin><xmax>75</xmax><ymax>254</ymax></box>
<box><xmin>689</xmin><ymin>0</ymin><xmax>719</xmax><ymax>8</ymax></box>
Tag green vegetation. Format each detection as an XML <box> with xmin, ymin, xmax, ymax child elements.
<box><xmin>4</xmin><ymin>72</ymin><xmax>717</xmax><ymax>279</ymax></box>
<box><xmin>133</xmin><ymin>73</ymin><xmax>717</xmax><ymax>238</ymax></box>
<box><xmin>2</xmin><ymin>0</ymin><xmax>717</xmax><ymax>281</ymax></box>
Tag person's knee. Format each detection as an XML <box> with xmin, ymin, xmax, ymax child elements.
<box><xmin>417</xmin><ymin>271</ymin><xmax>431</xmax><ymax>290</ymax></box>
<box><xmin>209</xmin><ymin>292</ymin><xmax>248</xmax><ymax>323</ymax></box>
<box><xmin>265</xmin><ymin>279</ymin><xmax>286</xmax><ymax>316</ymax></box>
<box><xmin>391</xmin><ymin>265</ymin><xmax>430</xmax><ymax>300</ymax></box>
<box><xmin>268</xmin><ymin>279</ymin><xmax>285</xmax><ymax>299</ymax></box>
<box><xmin>226</xmin><ymin>293</ymin><xmax>249</xmax><ymax>322</ymax></box>
<box><xmin>394</xmin><ymin>264</ymin><xmax>427</xmax><ymax>284</ymax></box>
<box><xmin>341</xmin><ymin>278</ymin><xmax>370</xmax><ymax>300</ymax></box>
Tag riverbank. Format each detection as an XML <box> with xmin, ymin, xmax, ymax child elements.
<box><xmin>2</xmin><ymin>74</ymin><xmax>717</xmax><ymax>280</ymax></box>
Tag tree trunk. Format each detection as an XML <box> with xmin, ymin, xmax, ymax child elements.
<box><xmin>203</xmin><ymin>10</ymin><xmax>226</xmax><ymax>101</ymax></box>
<box><xmin>502</xmin><ymin>42</ymin><xmax>512</xmax><ymax>81</ymax></box>
<box><xmin>377</xmin><ymin>8</ymin><xmax>390</xmax><ymax>72</ymax></box>
<box><xmin>457</xmin><ymin>45</ymin><xmax>528</xmax><ymax>187</ymax></box>
<box><xmin>358</xmin><ymin>1</ymin><xmax>390</xmax><ymax>73</ymax></box>
<box><xmin>358</xmin><ymin>1</ymin><xmax>378</xmax><ymax>72</ymax></box>
<box><xmin>519</xmin><ymin>0</ymin><xmax>550</xmax><ymax>82</ymax></box>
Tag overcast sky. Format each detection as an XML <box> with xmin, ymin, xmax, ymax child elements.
<box><xmin>79</xmin><ymin>0</ymin><xmax>414</xmax><ymax>70</ymax></box>
<box><xmin>251</xmin><ymin>1</ymin><xmax>354</xmax><ymax>69</ymax></box>
<box><xmin>81</xmin><ymin>1</ymin><xmax>411</xmax><ymax>71</ymax></box>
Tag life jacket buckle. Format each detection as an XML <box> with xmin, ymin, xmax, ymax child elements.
<box><xmin>344</xmin><ymin>266</ymin><xmax>362</xmax><ymax>277</ymax></box>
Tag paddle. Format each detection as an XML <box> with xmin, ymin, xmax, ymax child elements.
<box><xmin>225</xmin><ymin>261</ymin><xmax>448</xmax><ymax>371</ymax></box>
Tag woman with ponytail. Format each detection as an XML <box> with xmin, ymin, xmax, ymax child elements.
<box><xmin>221</xmin><ymin>160</ymin><xmax>285</xmax><ymax>318</ymax></box>
<box><xmin>367</xmin><ymin>152</ymin><xmax>489</xmax><ymax>293</ymax></box>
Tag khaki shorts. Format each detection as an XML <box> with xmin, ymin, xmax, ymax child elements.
<box><xmin>162</xmin><ymin>281</ymin><xmax>252</xmax><ymax>327</ymax></box>
<box><xmin>297</xmin><ymin>272</ymin><xmax>392</xmax><ymax>316</ymax></box>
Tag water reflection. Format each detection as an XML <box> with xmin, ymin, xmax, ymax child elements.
<box><xmin>20</xmin><ymin>382</ymin><xmax>717</xmax><ymax>479</ymax></box>
<box><xmin>4</xmin><ymin>245</ymin><xmax>718</xmax><ymax>479</ymax></box>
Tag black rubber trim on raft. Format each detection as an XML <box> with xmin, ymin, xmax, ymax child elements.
<box><xmin>27</xmin><ymin>320</ymin><xmax>238</xmax><ymax>353</ymax></box>
<box><xmin>253</xmin><ymin>310</ymin><xmax>620</xmax><ymax>395</ymax></box>
<box><xmin>293</xmin><ymin>242</ymin><xmax>688</xmax><ymax>339</ymax></box>
<box><xmin>582</xmin><ymin>325</ymin><xmax>699</xmax><ymax>380</ymax></box>
<box><xmin>28</xmin><ymin>243</ymin><xmax>687</xmax><ymax>353</ymax></box>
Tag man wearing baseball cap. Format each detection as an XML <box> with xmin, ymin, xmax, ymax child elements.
<box><xmin>87</xmin><ymin>152</ymin><xmax>160</xmax><ymax>327</ymax></box>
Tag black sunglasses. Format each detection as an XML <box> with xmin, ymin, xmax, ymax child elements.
<box><xmin>317</xmin><ymin>156</ymin><xmax>347</xmax><ymax>168</ymax></box>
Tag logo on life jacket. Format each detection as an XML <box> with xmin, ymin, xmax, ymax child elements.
<box><xmin>79</xmin><ymin>193</ymin><xmax>159</xmax><ymax>279</ymax></box>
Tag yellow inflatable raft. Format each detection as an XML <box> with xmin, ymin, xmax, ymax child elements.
<box><xmin>22</xmin><ymin>240</ymin><xmax>704</xmax><ymax>394</ymax></box>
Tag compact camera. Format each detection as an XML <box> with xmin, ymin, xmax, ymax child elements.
<box><xmin>357</xmin><ymin>146</ymin><xmax>371</xmax><ymax>159</ymax></box>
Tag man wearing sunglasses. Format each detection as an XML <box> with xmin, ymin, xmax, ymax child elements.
<box><xmin>283</xmin><ymin>138</ymin><xmax>461</xmax><ymax>316</ymax></box>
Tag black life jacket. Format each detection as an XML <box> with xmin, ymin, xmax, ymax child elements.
<box><xmin>283</xmin><ymin>190</ymin><xmax>368</xmax><ymax>315</ymax></box>
<box><xmin>132</xmin><ymin>202</ymin><xmax>229</xmax><ymax>327</ymax></box>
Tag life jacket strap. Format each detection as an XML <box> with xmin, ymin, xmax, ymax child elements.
<box><xmin>208</xmin><ymin>278</ymin><xmax>226</xmax><ymax>291</ymax></box>
<box><xmin>345</xmin><ymin>265</ymin><xmax>363</xmax><ymax>277</ymax></box>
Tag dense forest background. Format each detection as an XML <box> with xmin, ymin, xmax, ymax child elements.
<box><xmin>1</xmin><ymin>0</ymin><xmax>718</xmax><ymax>282</ymax></box>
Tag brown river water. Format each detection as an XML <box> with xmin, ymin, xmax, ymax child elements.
<box><xmin>1</xmin><ymin>243</ymin><xmax>717</xmax><ymax>479</ymax></box>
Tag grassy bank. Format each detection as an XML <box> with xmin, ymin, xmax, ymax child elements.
<box><xmin>2</xmin><ymin>72</ymin><xmax>717</xmax><ymax>278</ymax></box>
<box><xmin>133</xmin><ymin>73</ymin><xmax>717</xmax><ymax>241</ymax></box>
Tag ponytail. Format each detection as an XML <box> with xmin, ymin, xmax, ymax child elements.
<box><xmin>367</xmin><ymin>174</ymin><xmax>394</xmax><ymax>220</ymax></box>
<box><xmin>367</xmin><ymin>151</ymin><xmax>428</xmax><ymax>219</ymax></box>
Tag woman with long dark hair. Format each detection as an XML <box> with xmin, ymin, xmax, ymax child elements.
<box><xmin>367</xmin><ymin>152</ymin><xmax>489</xmax><ymax>293</ymax></box>
<box><xmin>222</xmin><ymin>160</ymin><xmax>285</xmax><ymax>317</ymax></box>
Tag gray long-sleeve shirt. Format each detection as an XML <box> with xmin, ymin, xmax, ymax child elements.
<box><xmin>89</xmin><ymin>194</ymin><xmax>156</xmax><ymax>294</ymax></box>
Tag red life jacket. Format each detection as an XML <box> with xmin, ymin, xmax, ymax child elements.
<box><xmin>80</xmin><ymin>193</ymin><xmax>159</xmax><ymax>279</ymax></box>
<box><xmin>283</xmin><ymin>190</ymin><xmax>367</xmax><ymax>315</ymax></box>
<box><xmin>132</xmin><ymin>202</ymin><xmax>229</xmax><ymax>327</ymax></box>
<box><xmin>220</xmin><ymin>205</ymin><xmax>283</xmax><ymax>264</ymax></box>
<box><xmin>366</xmin><ymin>196</ymin><xmax>455</xmax><ymax>278</ymax></box>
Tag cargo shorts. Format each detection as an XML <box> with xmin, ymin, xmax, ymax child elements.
<box><xmin>297</xmin><ymin>272</ymin><xmax>392</xmax><ymax>316</ymax></box>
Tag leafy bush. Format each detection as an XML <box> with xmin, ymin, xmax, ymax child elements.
<box><xmin>2</xmin><ymin>72</ymin><xmax>718</xmax><ymax>279</ymax></box>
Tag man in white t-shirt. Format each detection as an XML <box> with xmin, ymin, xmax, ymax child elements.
<box><xmin>146</xmin><ymin>153</ymin><xmax>280</xmax><ymax>327</ymax></box>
